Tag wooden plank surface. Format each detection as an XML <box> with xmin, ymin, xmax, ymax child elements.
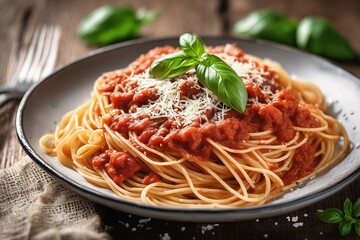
<box><xmin>0</xmin><ymin>0</ymin><xmax>359</xmax><ymax>239</ymax></box>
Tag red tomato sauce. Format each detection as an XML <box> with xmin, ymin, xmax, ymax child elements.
<box><xmin>94</xmin><ymin>45</ymin><xmax>321</xmax><ymax>185</ymax></box>
<box><xmin>92</xmin><ymin>150</ymin><xmax>141</xmax><ymax>185</ymax></box>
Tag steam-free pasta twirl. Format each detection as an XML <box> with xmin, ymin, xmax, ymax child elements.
<box><xmin>40</xmin><ymin>43</ymin><xmax>349</xmax><ymax>207</ymax></box>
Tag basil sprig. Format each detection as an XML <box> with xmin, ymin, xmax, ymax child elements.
<box><xmin>78</xmin><ymin>5</ymin><xmax>160</xmax><ymax>46</ymax></box>
<box><xmin>149</xmin><ymin>33</ymin><xmax>248</xmax><ymax>112</ymax></box>
<box><xmin>317</xmin><ymin>198</ymin><xmax>360</xmax><ymax>237</ymax></box>
<box><xmin>233</xmin><ymin>10</ymin><xmax>358</xmax><ymax>61</ymax></box>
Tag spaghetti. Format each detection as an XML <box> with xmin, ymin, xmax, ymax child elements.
<box><xmin>40</xmin><ymin>43</ymin><xmax>350</xmax><ymax>207</ymax></box>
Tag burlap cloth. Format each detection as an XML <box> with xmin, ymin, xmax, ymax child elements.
<box><xmin>0</xmin><ymin>156</ymin><xmax>111</xmax><ymax>240</ymax></box>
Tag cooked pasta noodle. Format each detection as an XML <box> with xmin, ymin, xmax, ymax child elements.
<box><xmin>40</xmin><ymin>43</ymin><xmax>349</xmax><ymax>207</ymax></box>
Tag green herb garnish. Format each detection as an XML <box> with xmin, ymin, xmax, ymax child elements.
<box><xmin>233</xmin><ymin>9</ymin><xmax>298</xmax><ymax>46</ymax></box>
<box><xmin>149</xmin><ymin>33</ymin><xmax>248</xmax><ymax>113</ymax></box>
<box><xmin>78</xmin><ymin>5</ymin><xmax>160</xmax><ymax>46</ymax></box>
<box><xmin>317</xmin><ymin>198</ymin><xmax>360</xmax><ymax>237</ymax></box>
<box><xmin>296</xmin><ymin>17</ymin><xmax>358</xmax><ymax>61</ymax></box>
<box><xmin>233</xmin><ymin>10</ymin><xmax>358</xmax><ymax>61</ymax></box>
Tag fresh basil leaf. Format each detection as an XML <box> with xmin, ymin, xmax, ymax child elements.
<box><xmin>78</xmin><ymin>5</ymin><xmax>138</xmax><ymax>45</ymax></box>
<box><xmin>78</xmin><ymin>5</ymin><xmax>159</xmax><ymax>46</ymax></box>
<box><xmin>339</xmin><ymin>221</ymin><xmax>352</xmax><ymax>237</ymax></box>
<box><xmin>296</xmin><ymin>17</ymin><xmax>358</xmax><ymax>61</ymax></box>
<box><xmin>196</xmin><ymin>53</ymin><xmax>248</xmax><ymax>112</ymax></box>
<box><xmin>149</xmin><ymin>33</ymin><xmax>248</xmax><ymax>113</ymax></box>
<box><xmin>149</xmin><ymin>51</ymin><xmax>198</xmax><ymax>79</ymax></box>
<box><xmin>233</xmin><ymin>9</ymin><xmax>298</xmax><ymax>46</ymax></box>
<box><xmin>179</xmin><ymin>33</ymin><xmax>206</xmax><ymax>59</ymax></box>
<box><xmin>353</xmin><ymin>197</ymin><xmax>360</xmax><ymax>217</ymax></box>
<box><xmin>317</xmin><ymin>208</ymin><xmax>344</xmax><ymax>223</ymax></box>
<box><xmin>355</xmin><ymin>221</ymin><xmax>360</xmax><ymax>237</ymax></box>
<box><xmin>344</xmin><ymin>198</ymin><xmax>353</xmax><ymax>217</ymax></box>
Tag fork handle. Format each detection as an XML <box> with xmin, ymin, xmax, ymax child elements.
<box><xmin>0</xmin><ymin>93</ymin><xmax>22</xmax><ymax>107</ymax></box>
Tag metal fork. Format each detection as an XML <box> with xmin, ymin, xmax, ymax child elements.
<box><xmin>0</xmin><ymin>25</ymin><xmax>60</xmax><ymax>106</ymax></box>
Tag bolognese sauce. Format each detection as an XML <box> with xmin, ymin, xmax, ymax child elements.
<box><xmin>96</xmin><ymin>44</ymin><xmax>321</xmax><ymax>185</ymax></box>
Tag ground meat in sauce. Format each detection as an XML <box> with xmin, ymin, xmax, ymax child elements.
<box><xmin>179</xmin><ymin>79</ymin><xmax>201</xmax><ymax>99</ymax></box>
<box><xmin>92</xmin><ymin>149</ymin><xmax>142</xmax><ymax>185</ymax></box>
<box><xmin>280</xmin><ymin>143</ymin><xmax>319</xmax><ymax>185</ymax></box>
<box><xmin>95</xmin><ymin>44</ymin><xmax>322</xmax><ymax>185</ymax></box>
<box><xmin>142</xmin><ymin>172</ymin><xmax>160</xmax><ymax>185</ymax></box>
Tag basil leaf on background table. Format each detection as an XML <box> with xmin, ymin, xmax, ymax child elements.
<box><xmin>296</xmin><ymin>17</ymin><xmax>358</xmax><ymax>61</ymax></box>
<box><xmin>354</xmin><ymin>197</ymin><xmax>360</xmax><ymax>218</ymax></box>
<box><xmin>233</xmin><ymin>9</ymin><xmax>298</xmax><ymax>46</ymax></box>
<box><xmin>196</xmin><ymin>53</ymin><xmax>248</xmax><ymax>112</ymax></box>
<box><xmin>317</xmin><ymin>208</ymin><xmax>344</xmax><ymax>223</ymax></box>
<box><xmin>78</xmin><ymin>5</ymin><xmax>160</xmax><ymax>45</ymax></box>
<box><xmin>355</xmin><ymin>221</ymin><xmax>360</xmax><ymax>237</ymax></box>
<box><xmin>339</xmin><ymin>221</ymin><xmax>352</xmax><ymax>237</ymax></box>
<box><xmin>233</xmin><ymin>10</ymin><xmax>358</xmax><ymax>62</ymax></box>
<box><xmin>344</xmin><ymin>198</ymin><xmax>353</xmax><ymax>217</ymax></box>
<box><xmin>317</xmin><ymin>198</ymin><xmax>360</xmax><ymax>237</ymax></box>
<box><xmin>149</xmin><ymin>51</ymin><xmax>198</xmax><ymax>79</ymax></box>
<box><xmin>149</xmin><ymin>33</ymin><xmax>248</xmax><ymax>113</ymax></box>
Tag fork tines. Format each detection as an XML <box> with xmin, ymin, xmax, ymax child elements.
<box><xmin>16</xmin><ymin>25</ymin><xmax>61</xmax><ymax>84</ymax></box>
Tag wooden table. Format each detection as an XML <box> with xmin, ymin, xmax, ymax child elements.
<box><xmin>1</xmin><ymin>0</ymin><xmax>359</xmax><ymax>239</ymax></box>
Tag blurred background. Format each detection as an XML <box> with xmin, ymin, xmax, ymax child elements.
<box><xmin>0</xmin><ymin>0</ymin><xmax>359</xmax><ymax>72</ymax></box>
<box><xmin>0</xmin><ymin>0</ymin><xmax>359</xmax><ymax>239</ymax></box>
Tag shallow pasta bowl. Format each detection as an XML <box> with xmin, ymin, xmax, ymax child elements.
<box><xmin>16</xmin><ymin>36</ymin><xmax>360</xmax><ymax>222</ymax></box>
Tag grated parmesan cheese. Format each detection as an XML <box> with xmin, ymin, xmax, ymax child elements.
<box><xmin>120</xmin><ymin>52</ymin><xmax>278</xmax><ymax>127</ymax></box>
<box><xmin>219</xmin><ymin>53</ymin><xmax>278</xmax><ymax>95</ymax></box>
